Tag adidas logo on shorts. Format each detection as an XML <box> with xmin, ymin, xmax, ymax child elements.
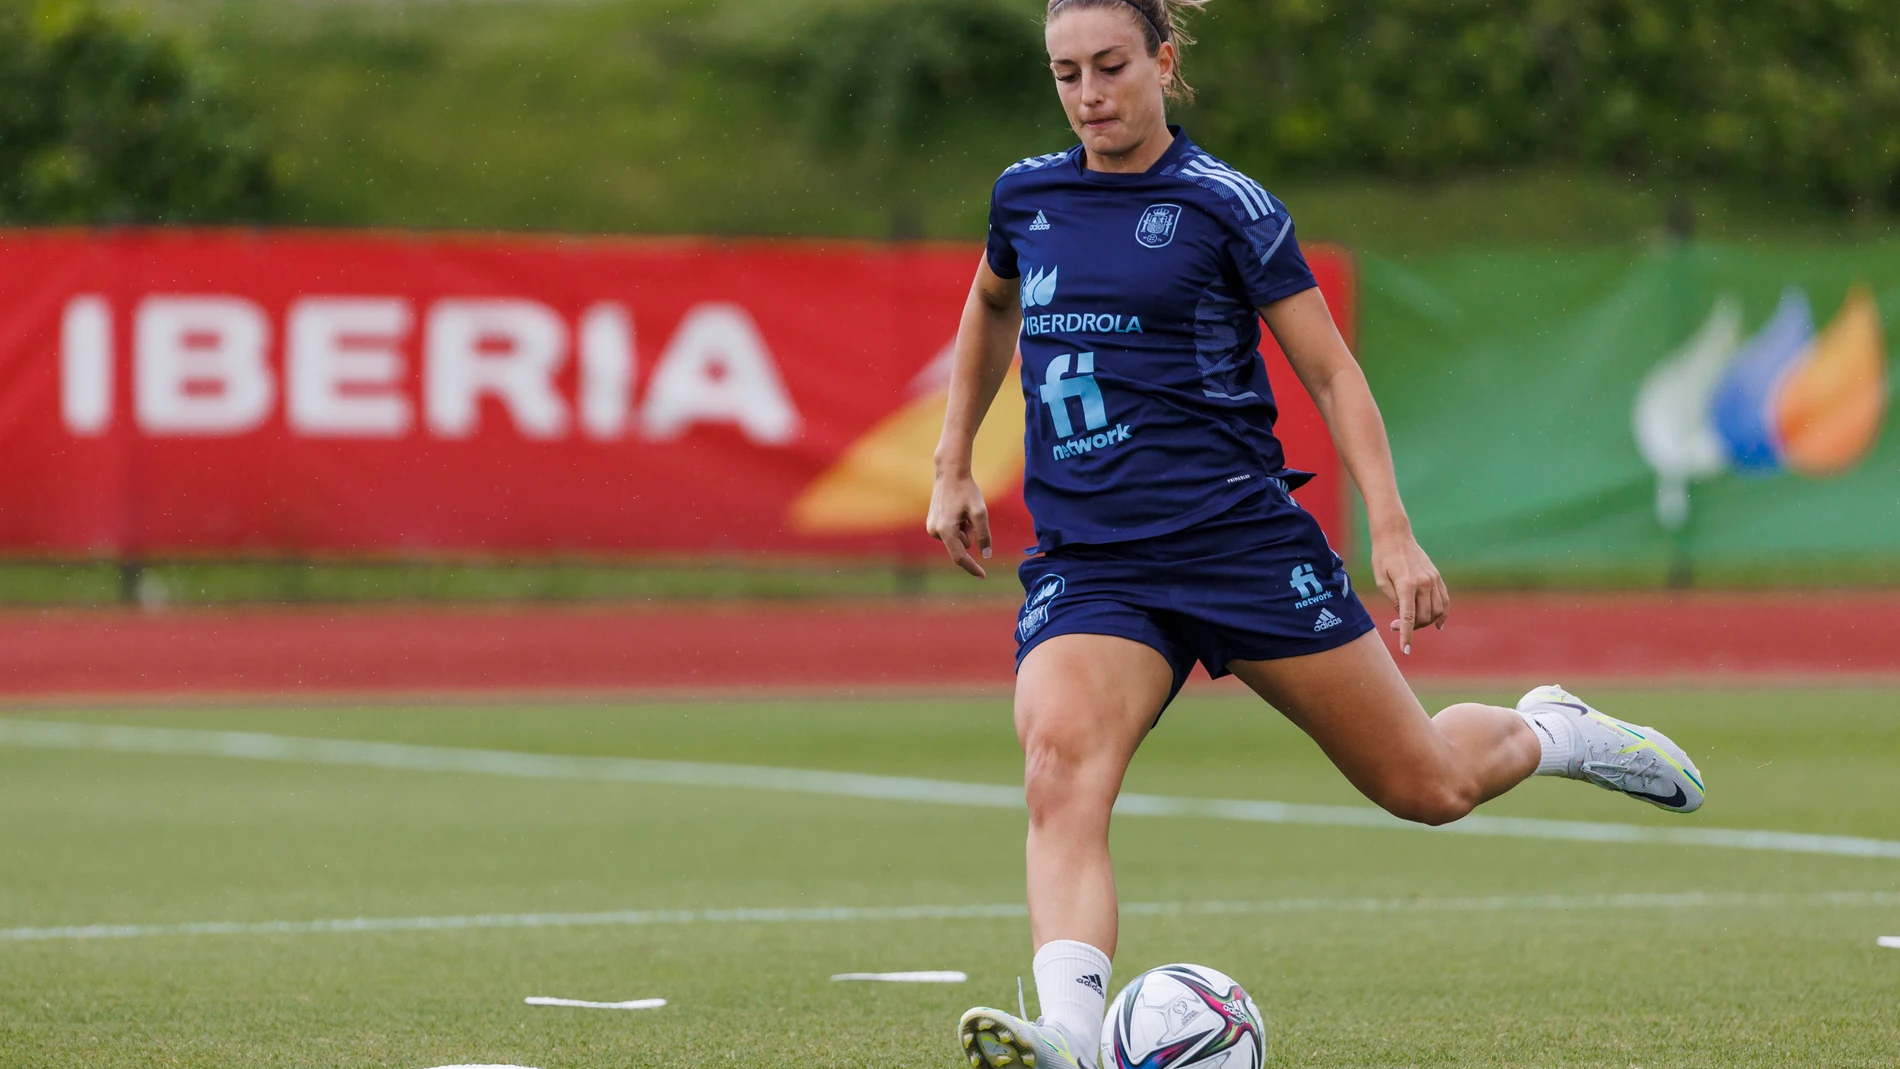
<box><xmin>1313</xmin><ymin>608</ymin><xmax>1343</xmax><ymax>632</ymax></box>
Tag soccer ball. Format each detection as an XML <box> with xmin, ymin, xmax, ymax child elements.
<box><xmin>1100</xmin><ymin>963</ymin><xmax>1264</xmax><ymax>1069</ymax></box>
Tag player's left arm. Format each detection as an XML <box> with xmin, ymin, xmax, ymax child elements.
<box><xmin>1261</xmin><ymin>287</ymin><xmax>1448</xmax><ymax>653</ymax></box>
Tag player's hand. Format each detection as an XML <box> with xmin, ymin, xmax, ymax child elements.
<box><xmin>1371</xmin><ymin>533</ymin><xmax>1448</xmax><ymax>655</ymax></box>
<box><xmin>925</xmin><ymin>470</ymin><xmax>993</xmax><ymax>579</ymax></box>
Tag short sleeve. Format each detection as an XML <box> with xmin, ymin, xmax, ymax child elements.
<box><xmin>1226</xmin><ymin>208</ymin><xmax>1315</xmax><ymax>308</ymax></box>
<box><xmin>985</xmin><ymin>184</ymin><xmax>1019</xmax><ymax>279</ymax></box>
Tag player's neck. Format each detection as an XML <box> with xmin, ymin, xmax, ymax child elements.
<box><xmin>1083</xmin><ymin>122</ymin><xmax>1173</xmax><ymax>175</ymax></box>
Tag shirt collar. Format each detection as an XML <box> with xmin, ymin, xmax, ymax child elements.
<box><xmin>1075</xmin><ymin>125</ymin><xmax>1194</xmax><ymax>181</ymax></box>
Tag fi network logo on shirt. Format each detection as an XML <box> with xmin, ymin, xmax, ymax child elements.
<box><xmin>1020</xmin><ymin>265</ymin><xmax>1059</xmax><ymax>309</ymax></box>
<box><xmin>1044</xmin><ymin>351</ymin><xmax>1135</xmax><ymax>462</ymax></box>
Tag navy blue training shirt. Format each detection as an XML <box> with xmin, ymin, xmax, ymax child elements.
<box><xmin>986</xmin><ymin>128</ymin><xmax>1319</xmax><ymax>551</ymax></box>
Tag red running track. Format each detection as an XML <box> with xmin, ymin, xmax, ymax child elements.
<box><xmin>0</xmin><ymin>593</ymin><xmax>1895</xmax><ymax>702</ymax></box>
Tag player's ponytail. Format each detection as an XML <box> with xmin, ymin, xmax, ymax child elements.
<box><xmin>1045</xmin><ymin>0</ymin><xmax>1208</xmax><ymax>103</ymax></box>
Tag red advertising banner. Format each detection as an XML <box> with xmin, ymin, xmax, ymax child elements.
<box><xmin>0</xmin><ymin>229</ymin><xmax>1353</xmax><ymax>561</ymax></box>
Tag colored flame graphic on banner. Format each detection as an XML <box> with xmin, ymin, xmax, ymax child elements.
<box><xmin>1635</xmin><ymin>285</ymin><xmax>1887</xmax><ymax>530</ymax></box>
<box><xmin>789</xmin><ymin>342</ymin><xmax>1025</xmax><ymax>536</ymax></box>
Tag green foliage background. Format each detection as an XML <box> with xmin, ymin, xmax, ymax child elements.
<box><xmin>23</xmin><ymin>0</ymin><xmax>1891</xmax><ymax>245</ymax></box>
<box><xmin>0</xmin><ymin>0</ymin><xmax>272</xmax><ymax>222</ymax></box>
<box><xmin>1194</xmin><ymin>0</ymin><xmax>1900</xmax><ymax>211</ymax></box>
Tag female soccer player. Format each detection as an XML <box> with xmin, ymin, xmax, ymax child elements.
<box><xmin>926</xmin><ymin>1</ymin><xmax>1706</xmax><ymax>1066</ymax></box>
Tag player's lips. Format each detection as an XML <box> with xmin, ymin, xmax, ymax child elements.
<box><xmin>1082</xmin><ymin>116</ymin><xmax>1119</xmax><ymax>130</ymax></box>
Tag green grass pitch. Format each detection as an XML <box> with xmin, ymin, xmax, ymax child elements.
<box><xmin>3</xmin><ymin>689</ymin><xmax>1897</xmax><ymax>1067</ymax></box>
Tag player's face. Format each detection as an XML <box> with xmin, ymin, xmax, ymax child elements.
<box><xmin>1046</xmin><ymin>7</ymin><xmax>1176</xmax><ymax>163</ymax></box>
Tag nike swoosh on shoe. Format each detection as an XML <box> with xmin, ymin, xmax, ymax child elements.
<box><xmin>1624</xmin><ymin>783</ymin><xmax>1689</xmax><ymax>809</ymax></box>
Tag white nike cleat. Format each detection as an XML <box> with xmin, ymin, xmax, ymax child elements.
<box><xmin>1517</xmin><ymin>685</ymin><xmax>1705</xmax><ymax>813</ymax></box>
<box><xmin>957</xmin><ymin>1007</ymin><xmax>1091</xmax><ymax>1069</ymax></box>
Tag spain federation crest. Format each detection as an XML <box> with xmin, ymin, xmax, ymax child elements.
<box><xmin>1135</xmin><ymin>203</ymin><xmax>1181</xmax><ymax>248</ymax></box>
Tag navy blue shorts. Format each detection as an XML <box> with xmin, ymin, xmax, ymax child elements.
<box><xmin>1014</xmin><ymin>482</ymin><xmax>1376</xmax><ymax>706</ymax></box>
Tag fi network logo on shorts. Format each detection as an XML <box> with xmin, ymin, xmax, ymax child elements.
<box><xmin>1290</xmin><ymin>563</ymin><xmax>1332</xmax><ymax>609</ymax></box>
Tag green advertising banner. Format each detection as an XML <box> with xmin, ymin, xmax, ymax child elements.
<box><xmin>1360</xmin><ymin>243</ymin><xmax>1899</xmax><ymax>586</ymax></box>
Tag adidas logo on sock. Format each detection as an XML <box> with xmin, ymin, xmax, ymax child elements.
<box><xmin>1076</xmin><ymin>973</ymin><xmax>1104</xmax><ymax>996</ymax></box>
<box><xmin>1030</xmin><ymin>210</ymin><xmax>1051</xmax><ymax>231</ymax></box>
<box><xmin>1313</xmin><ymin>608</ymin><xmax>1342</xmax><ymax>632</ymax></box>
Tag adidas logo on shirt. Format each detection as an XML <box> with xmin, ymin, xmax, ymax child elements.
<box><xmin>1313</xmin><ymin>608</ymin><xmax>1343</xmax><ymax>632</ymax></box>
<box><xmin>1030</xmin><ymin>210</ymin><xmax>1051</xmax><ymax>231</ymax></box>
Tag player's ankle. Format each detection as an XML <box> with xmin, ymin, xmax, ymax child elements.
<box><xmin>1516</xmin><ymin>709</ymin><xmax>1577</xmax><ymax>777</ymax></box>
<box><xmin>1032</xmin><ymin>938</ymin><xmax>1112</xmax><ymax>1062</ymax></box>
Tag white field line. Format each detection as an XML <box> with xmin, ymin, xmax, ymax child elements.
<box><xmin>524</xmin><ymin>996</ymin><xmax>665</xmax><ymax>1010</ymax></box>
<box><xmin>830</xmin><ymin>971</ymin><xmax>968</xmax><ymax>983</ymax></box>
<box><xmin>5</xmin><ymin>891</ymin><xmax>1898</xmax><ymax>944</ymax></box>
<box><xmin>5</xmin><ymin>718</ymin><xmax>1899</xmax><ymax>861</ymax></box>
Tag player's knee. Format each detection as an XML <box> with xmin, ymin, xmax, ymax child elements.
<box><xmin>1020</xmin><ymin>733</ymin><xmax>1096</xmax><ymax>807</ymax></box>
<box><xmin>1375</xmin><ymin>779</ymin><xmax>1474</xmax><ymax>827</ymax></box>
<box><xmin>1019</xmin><ymin>722</ymin><xmax>1116</xmax><ymax>825</ymax></box>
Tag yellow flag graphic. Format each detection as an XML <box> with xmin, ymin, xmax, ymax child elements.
<box><xmin>789</xmin><ymin>362</ymin><xmax>1025</xmax><ymax>535</ymax></box>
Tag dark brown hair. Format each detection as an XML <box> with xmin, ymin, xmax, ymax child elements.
<box><xmin>1045</xmin><ymin>0</ymin><xmax>1208</xmax><ymax>102</ymax></box>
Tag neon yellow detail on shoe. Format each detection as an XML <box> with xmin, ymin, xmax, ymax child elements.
<box><xmin>1587</xmin><ymin>711</ymin><xmax>1647</xmax><ymax>740</ymax></box>
<box><xmin>1042</xmin><ymin>1028</ymin><xmax>1075</xmax><ymax>1062</ymax></box>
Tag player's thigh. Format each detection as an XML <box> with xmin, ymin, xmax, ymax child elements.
<box><xmin>1015</xmin><ymin>633</ymin><xmax>1174</xmax><ymax>786</ymax></box>
<box><xmin>1225</xmin><ymin>630</ymin><xmax>1459</xmax><ymax>802</ymax></box>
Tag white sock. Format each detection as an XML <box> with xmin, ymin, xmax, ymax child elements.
<box><xmin>1516</xmin><ymin>709</ymin><xmax>1577</xmax><ymax>776</ymax></box>
<box><xmin>1032</xmin><ymin>939</ymin><xmax>1111</xmax><ymax>1063</ymax></box>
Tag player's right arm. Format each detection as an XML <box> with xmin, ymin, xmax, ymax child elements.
<box><xmin>927</xmin><ymin>257</ymin><xmax>1022</xmax><ymax>579</ymax></box>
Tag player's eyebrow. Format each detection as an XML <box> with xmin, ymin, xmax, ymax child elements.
<box><xmin>1050</xmin><ymin>45</ymin><xmax>1131</xmax><ymax>68</ymax></box>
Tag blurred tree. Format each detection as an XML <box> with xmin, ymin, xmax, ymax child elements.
<box><xmin>733</xmin><ymin>0</ymin><xmax>1048</xmax><ymax>235</ymax></box>
<box><xmin>1192</xmin><ymin>0</ymin><xmax>1900</xmax><ymax>211</ymax></box>
<box><xmin>0</xmin><ymin>0</ymin><xmax>275</xmax><ymax>223</ymax></box>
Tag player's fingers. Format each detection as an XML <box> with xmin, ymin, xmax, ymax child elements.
<box><xmin>1374</xmin><ymin>569</ymin><xmax>1397</xmax><ymax>606</ymax></box>
<box><xmin>1396</xmin><ymin>576</ymin><xmax>1418</xmax><ymax>654</ymax></box>
<box><xmin>1416</xmin><ymin>573</ymin><xmax>1439</xmax><ymax>629</ymax></box>
<box><xmin>1433</xmin><ymin>574</ymin><xmax>1451</xmax><ymax>629</ymax></box>
<box><xmin>1412</xmin><ymin>580</ymin><xmax>1436</xmax><ymax>645</ymax></box>
<box><xmin>941</xmin><ymin>525</ymin><xmax>969</xmax><ymax>565</ymax></box>
<box><xmin>973</xmin><ymin>506</ymin><xmax>993</xmax><ymax>560</ymax></box>
<box><xmin>954</xmin><ymin>517</ymin><xmax>988</xmax><ymax>578</ymax></box>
